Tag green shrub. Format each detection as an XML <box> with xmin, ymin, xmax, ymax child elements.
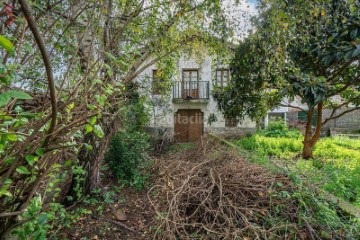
<box><xmin>266</xmin><ymin>120</ymin><xmax>288</xmax><ymax>131</ymax></box>
<box><xmin>105</xmin><ymin>131</ymin><xmax>150</xmax><ymax>189</ymax></box>
<box><xmin>259</xmin><ymin>120</ymin><xmax>301</xmax><ymax>138</ymax></box>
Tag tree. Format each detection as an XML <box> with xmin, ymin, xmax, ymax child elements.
<box><xmin>214</xmin><ymin>0</ymin><xmax>360</xmax><ymax>158</ymax></box>
<box><xmin>0</xmin><ymin>0</ymin><xmax>245</xmax><ymax>237</ymax></box>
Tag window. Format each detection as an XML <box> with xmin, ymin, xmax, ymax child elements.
<box><xmin>152</xmin><ymin>69</ymin><xmax>165</xmax><ymax>95</ymax></box>
<box><xmin>225</xmin><ymin>116</ymin><xmax>238</xmax><ymax>128</ymax></box>
<box><xmin>182</xmin><ymin>69</ymin><xmax>198</xmax><ymax>82</ymax></box>
<box><xmin>182</xmin><ymin>69</ymin><xmax>199</xmax><ymax>98</ymax></box>
<box><xmin>216</xmin><ymin>69</ymin><xmax>229</xmax><ymax>87</ymax></box>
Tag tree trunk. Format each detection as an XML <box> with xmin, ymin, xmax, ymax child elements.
<box><xmin>302</xmin><ymin>102</ymin><xmax>323</xmax><ymax>159</ymax></box>
<box><xmin>302</xmin><ymin>140</ymin><xmax>314</xmax><ymax>159</ymax></box>
<box><xmin>80</xmin><ymin>114</ymin><xmax>120</xmax><ymax>194</ymax></box>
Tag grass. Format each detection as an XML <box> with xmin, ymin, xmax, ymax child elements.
<box><xmin>233</xmin><ymin>135</ymin><xmax>360</xmax><ymax>207</ymax></box>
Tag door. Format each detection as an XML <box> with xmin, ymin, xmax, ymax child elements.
<box><xmin>182</xmin><ymin>69</ymin><xmax>199</xmax><ymax>99</ymax></box>
<box><xmin>175</xmin><ymin>109</ymin><xmax>204</xmax><ymax>142</ymax></box>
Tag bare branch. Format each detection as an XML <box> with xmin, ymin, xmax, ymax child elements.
<box><xmin>322</xmin><ymin>107</ymin><xmax>360</xmax><ymax>125</ymax></box>
<box><xmin>19</xmin><ymin>0</ymin><xmax>57</xmax><ymax>148</ymax></box>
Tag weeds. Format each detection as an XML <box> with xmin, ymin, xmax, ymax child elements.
<box><xmin>234</xmin><ymin>135</ymin><xmax>360</xmax><ymax>207</ymax></box>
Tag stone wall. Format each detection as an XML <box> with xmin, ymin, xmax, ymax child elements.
<box><xmin>322</xmin><ymin>108</ymin><xmax>360</xmax><ymax>130</ymax></box>
<box><xmin>282</xmin><ymin>108</ymin><xmax>360</xmax><ymax>137</ymax></box>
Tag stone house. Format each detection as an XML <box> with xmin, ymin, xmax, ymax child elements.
<box><xmin>135</xmin><ymin>53</ymin><xmax>256</xmax><ymax>142</ymax></box>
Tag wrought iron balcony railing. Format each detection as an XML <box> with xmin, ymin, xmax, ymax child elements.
<box><xmin>173</xmin><ymin>81</ymin><xmax>209</xmax><ymax>100</ymax></box>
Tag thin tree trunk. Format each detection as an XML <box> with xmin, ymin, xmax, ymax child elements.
<box><xmin>302</xmin><ymin>102</ymin><xmax>323</xmax><ymax>159</ymax></box>
<box><xmin>302</xmin><ymin>108</ymin><xmax>314</xmax><ymax>159</ymax></box>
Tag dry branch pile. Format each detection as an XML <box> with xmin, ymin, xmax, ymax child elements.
<box><xmin>148</xmin><ymin>138</ymin><xmax>336</xmax><ymax>240</ymax></box>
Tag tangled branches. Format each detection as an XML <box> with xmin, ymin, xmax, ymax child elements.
<box><xmin>148</xmin><ymin>138</ymin><xmax>349</xmax><ymax>240</ymax></box>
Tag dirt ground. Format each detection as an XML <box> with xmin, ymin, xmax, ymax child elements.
<box><xmin>61</xmin><ymin>175</ymin><xmax>157</xmax><ymax>240</ymax></box>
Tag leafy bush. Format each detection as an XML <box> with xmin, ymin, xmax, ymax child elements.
<box><xmin>259</xmin><ymin>120</ymin><xmax>301</xmax><ymax>138</ymax></box>
<box><xmin>105</xmin><ymin>131</ymin><xmax>150</xmax><ymax>190</ymax></box>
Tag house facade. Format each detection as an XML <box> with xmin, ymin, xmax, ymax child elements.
<box><xmin>135</xmin><ymin>53</ymin><xmax>256</xmax><ymax>142</ymax></box>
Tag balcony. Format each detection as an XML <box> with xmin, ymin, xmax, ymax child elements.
<box><xmin>172</xmin><ymin>81</ymin><xmax>210</xmax><ymax>103</ymax></box>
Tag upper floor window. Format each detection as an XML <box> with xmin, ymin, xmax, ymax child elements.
<box><xmin>182</xmin><ymin>69</ymin><xmax>198</xmax><ymax>82</ymax></box>
<box><xmin>152</xmin><ymin>69</ymin><xmax>165</xmax><ymax>95</ymax></box>
<box><xmin>216</xmin><ymin>69</ymin><xmax>229</xmax><ymax>87</ymax></box>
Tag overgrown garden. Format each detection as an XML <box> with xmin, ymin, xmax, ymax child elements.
<box><xmin>0</xmin><ymin>0</ymin><xmax>359</xmax><ymax>239</ymax></box>
<box><xmin>234</xmin><ymin>121</ymin><xmax>360</xmax><ymax>207</ymax></box>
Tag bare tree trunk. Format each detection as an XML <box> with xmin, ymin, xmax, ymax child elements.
<box><xmin>302</xmin><ymin>109</ymin><xmax>314</xmax><ymax>159</ymax></box>
<box><xmin>302</xmin><ymin>102</ymin><xmax>323</xmax><ymax>159</ymax></box>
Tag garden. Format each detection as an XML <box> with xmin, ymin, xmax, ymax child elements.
<box><xmin>233</xmin><ymin>121</ymin><xmax>360</xmax><ymax>207</ymax></box>
<box><xmin>1</xmin><ymin>0</ymin><xmax>360</xmax><ymax>239</ymax></box>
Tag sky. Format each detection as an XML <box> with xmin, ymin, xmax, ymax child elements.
<box><xmin>223</xmin><ymin>0</ymin><xmax>258</xmax><ymax>40</ymax></box>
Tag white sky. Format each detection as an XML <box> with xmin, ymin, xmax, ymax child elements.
<box><xmin>223</xmin><ymin>0</ymin><xmax>258</xmax><ymax>41</ymax></box>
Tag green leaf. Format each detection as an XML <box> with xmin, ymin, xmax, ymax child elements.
<box><xmin>0</xmin><ymin>35</ymin><xmax>14</xmax><ymax>54</ymax></box>
<box><xmin>0</xmin><ymin>90</ymin><xmax>33</xmax><ymax>107</ymax></box>
<box><xmin>85</xmin><ymin>124</ymin><xmax>93</xmax><ymax>133</ymax></box>
<box><xmin>4</xmin><ymin>157</ymin><xmax>16</xmax><ymax>165</ymax></box>
<box><xmin>66</xmin><ymin>103</ymin><xmax>75</xmax><ymax>113</ymax></box>
<box><xmin>93</xmin><ymin>125</ymin><xmax>104</xmax><ymax>138</ymax></box>
<box><xmin>64</xmin><ymin>160</ymin><xmax>72</xmax><ymax>166</ymax></box>
<box><xmin>0</xmin><ymin>93</ymin><xmax>11</xmax><ymax>107</ymax></box>
<box><xmin>6</xmin><ymin>133</ymin><xmax>17</xmax><ymax>142</ymax></box>
<box><xmin>350</xmin><ymin>28</ymin><xmax>358</xmax><ymax>40</ymax></box>
<box><xmin>16</xmin><ymin>166</ymin><xmax>30</xmax><ymax>175</ymax></box>
<box><xmin>87</xmin><ymin>104</ymin><xmax>97</xmax><ymax>110</ymax></box>
<box><xmin>24</xmin><ymin>43</ymin><xmax>34</xmax><ymax>54</ymax></box>
<box><xmin>104</xmin><ymin>64</ymin><xmax>113</xmax><ymax>77</ymax></box>
<box><xmin>83</xmin><ymin>143</ymin><xmax>93</xmax><ymax>151</ymax></box>
<box><xmin>89</xmin><ymin>116</ymin><xmax>97</xmax><ymax>125</ymax></box>
<box><xmin>0</xmin><ymin>188</ymin><xmax>12</xmax><ymax>197</ymax></box>
<box><xmin>36</xmin><ymin>148</ymin><xmax>44</xmax><ymax>157</ymax></box>
<box><xmin>25</xmin><ymin>155</ymin><xmax>37</xmax><ymax>166</ymax></box>
<box><xmin>5</xmin><ymin>90</ymin><xmax>33</xmax><ymax>100</ymax></box>
<box><xmin>37</xmin><ymin>214</ymin><xmax>48</xmax><ymax>224</ymax></box>
<box><xmin>322</xmin><ymin>54</ymin><xmax>334</xmax><ymax>66</ymax></box>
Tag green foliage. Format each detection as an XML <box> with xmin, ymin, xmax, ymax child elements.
<box><xmin>124</xmin><ymin>88</ymin><xmax>150</xmax><ymax>132</ymax></box>
<box><xmin>236</xmin><ymin>135</ymin><xmax>303</xmax><ymax>157</ymax></box>
<box><xmin>0</xmin><ymin>90</ymin><xmax>33</xmax><ymax>107</ymax></box>
<box><xmin>105</xmin><ymin>131</ymin><xmax>150</xmax><ymax>190</ymax></box>
<box><xmin>214</xmin><ymin>0</ymin><xmax>360</xmax><ymax>158</ymax></box>
<box><xmin>71</xmin><ymin>166</ymin><xmax>87</xmax><ymax>200</ymax></box>
<box><xmin>213</xmin><ymin>39</ymin><xmax>271</xmax><ymax>121</ymax></box>
<box><xmin>13</xmin><ymin>199</ymin><xmax>94</xmax><ymax>240</ymax></box>
<box><xmin>290</xmin><ymin>184</ymin><xmax>360</xmax><ymax>239</ymax></box>
<box><xmin>207</xmin><ymin>113</ymin><xmax>218</xmax><ymax>126</ymax></box>
<box><xmin>0</xmin><ymin>35</ymin><xmax>14</xmax><ymax>54</ymax></box>
<box><xmin>259</xmin><ymin>121</ymin><xmax>301</xmax><ymax>138</ymax></box>
<box><xmin>235</xmin><ymin>135</ymin><xmax>360</xmax><ymax>206</ymax></box>
<box><xmin>0</xmin><ymin>0</ymin><xmax>243</xmax><ymax>237</ymax></box>
<box><xmin>12</xmin><ymin>196</ymin><xmax>49</xmax><ymax>240</ymax></box>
